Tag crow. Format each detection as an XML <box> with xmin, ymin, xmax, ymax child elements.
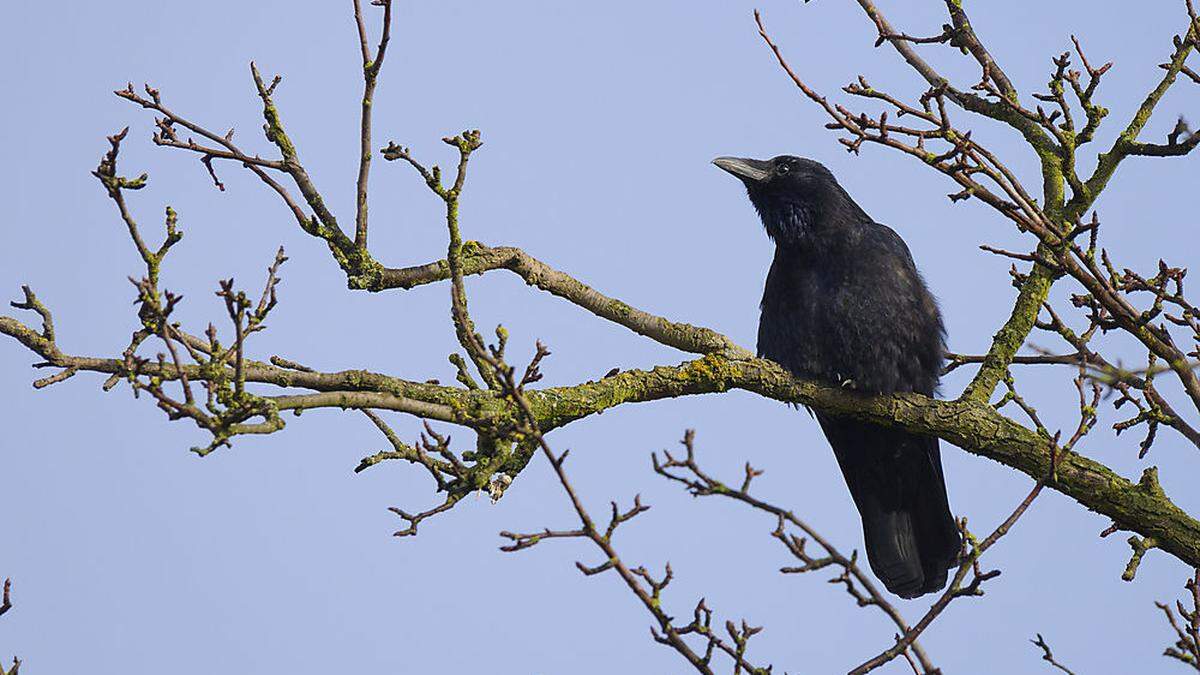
<box><xmin>714</xmin><ymin>154</ymin><xmax>960</xmax><ymax>598</ymax></box>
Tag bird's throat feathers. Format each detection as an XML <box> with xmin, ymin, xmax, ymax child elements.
<box><xmin>751</xmin><ymin>197</ymin><xmax>816</xmax><ymax>246</ymax></box>
<box><xmin>748</xmin><ymin>181</ymin><xmax>869</xmax><ymax>251</ymax></box>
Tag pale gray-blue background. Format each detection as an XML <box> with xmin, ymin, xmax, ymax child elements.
<box><xmin>3</xmin><ymin>2</ymin><xmax>1197</xmax><ymax>673</ymax></box>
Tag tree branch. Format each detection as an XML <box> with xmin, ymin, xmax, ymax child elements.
<box><xmin>352</xmin><ymin>0</ymin><xmax>393</xmax><ymax>250</ymax></box>
<box><xmin>851</xmin><ymin>479</ymin><xmax>1045</xmax><ymax>674</ymax></box>
<box><xmin>378</xmin><ymin>242</ymin><xmax>751</xmax><ymax>358</ymax></box>
<box><xmin>654</xmin><ymin>431</ymin><xmax>938</xmax><ymax>674</ymax></box>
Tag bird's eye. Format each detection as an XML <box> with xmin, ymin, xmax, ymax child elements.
<box><xmin>777</xmin><ymin>164</ymin><xmax>790</xmax><ymax>175</ymax></box>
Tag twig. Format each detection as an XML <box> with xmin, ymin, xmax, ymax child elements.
<box><xmin>352</xmin><ymin>0</ymin><xmax>393</xmax><ymax>249</ymax></box>
<box><xmin>1031</xmin><ymin>633</ymin><xmax>1078</xmax><ymax>674</ymax></box>
<box><xmin>654</xmin><ymin>432</ymin><xmax>937</xmax><ymax>674</ymax></box>
<box><xmin>850</xmin><ymin>480</ymin><xmax>1045</xmax><ymax>674</ymax></box>
<box><xmin>1157</xmin><ymin>570</ymin><xmax>1200</xmax><ymax>671</ymax></box>
<box><xmin>0</xmin><ymin>579</ymin><xmax>10</xmax><ymax>618</ymax></box>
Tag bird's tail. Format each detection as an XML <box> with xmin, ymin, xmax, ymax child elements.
<box><xmin>816</xmin><ymin>414</ymin><xmax>961</xmax><ymax>598</ymax></box>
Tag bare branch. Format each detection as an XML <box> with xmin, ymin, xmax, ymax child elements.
<box><xmin>1157</xmin><ymin>570</ymin><xmax>1200</xmax><ymax>671</ymax></box>
<box><xmin>495</xmin><ymin>351</ymin><xmax>770</xmax><ymax>674</ymax></box>
<box><xmin>353</xmin><ymin>0</ymin><xmax>393</xmax><ymax>249</ymax></box>
<box><xmin>654</xmin><ymin>431</ymin><xmax>937</xmax><ymax>673</ymax></box>
<box><xmin>851</xmin><ymin>480</ymin><xmax>1045</xmax><ymax>674</ymax></box>
<box><xmin>1</xmin><ymin>578</ymin><xmax>16</xmax><ymax>675</ymax></box>
<box><xmin>1080</xmin><ymin>10</ymin><xmax>1198</xmax><ymax>205</ymax></box>
<box><xmin>0</xmin><ymin>579</ymin><xmax>10</xmax><ymax>618</ymax></box>
<box><xmin>1031</xmin><ymin>634</ymin><xmax>1078</xmax><ymax>675</ymax></box>
<box><xmin>379</xmin><ymin>242</ymin><xmax>751</xmax><ymax>357</ymax></box>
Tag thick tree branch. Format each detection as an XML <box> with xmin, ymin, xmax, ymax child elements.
<box><xmin>6</xmin><ymin>296</ymin><xmax>1200</xmax><ymax>568</ymax></box>
<box><xmin>961</xmin><ymin>264</ymin><xmax>1056</xmax><ymax>401</ymax></box>
<box><xmin>378</xmin><ymin>243</ymin><xmax>751</xmax><ymax>358</ymax></box>
<box><xmin>527</xmin><ymin>353</ymin><xmax>1200</xmax><ymax>569</ymax></box>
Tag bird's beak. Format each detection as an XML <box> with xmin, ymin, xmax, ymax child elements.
<box><xmin>712</xmin><ymin>156</ymin><xmax>770</xmax><ymax>184</ymax></box>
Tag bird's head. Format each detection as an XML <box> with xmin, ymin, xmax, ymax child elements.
<box><xmin>713</xmin><ymin>155</ymin><xmax>854</xmax><ymax>247</ymax></box>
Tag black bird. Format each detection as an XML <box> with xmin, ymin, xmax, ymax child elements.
<box><xmin>714</xmin><ymin>155</ymin><xmax>960</xmax><ymax>598</ymax></box>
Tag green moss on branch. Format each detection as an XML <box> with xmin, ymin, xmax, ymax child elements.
<box><xmin>528</xmin><ymin>353</ymin><xmax>1200</xmax><ymax>568</ymax></box>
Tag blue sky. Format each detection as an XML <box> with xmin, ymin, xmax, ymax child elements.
<box><xmin>3</xmin><ymin>1</ymin><xmax>1198</xmax><ymax>673</ymax></box>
